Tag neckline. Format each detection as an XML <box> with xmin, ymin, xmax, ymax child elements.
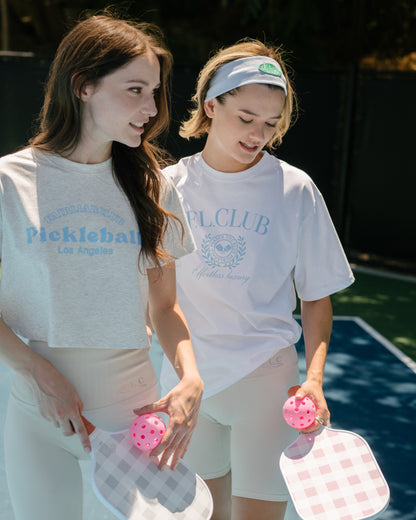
<box><xmin>32</xmin><ymin>148</ymin><xmax>113</xmax><ymax>175</ymax></box>
<box><xmin>196</xmin><ymin>151</ymin><xmax>270</xmax><ymax>181</ymax></box>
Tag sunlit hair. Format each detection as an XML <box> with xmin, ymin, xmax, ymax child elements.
<box><xmin>180</xmin><ymin>39</ymin><xmax>297</xmax><ymax>148</ymax></box>
<box><xmin>30</xmin><ymin>13</ymin><xmax>181</xmax><ymax>270</ymax></box>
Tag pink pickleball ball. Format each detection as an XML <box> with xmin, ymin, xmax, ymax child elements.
<box><xmin>130</xmin><ymin>413</ymin><xmax>166</xmax><ymax>451</ymax></box>
<box><xmin>283</xmin><ymin>395</ymin><xmax>316</xmax><ymax>429</ymax></box>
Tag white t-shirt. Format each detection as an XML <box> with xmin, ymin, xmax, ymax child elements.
<box><xmin>0</xmin><ymin>148</ymin><xmax>195</xmax><ymax>349</ymax></box>
<box><xmin>160</xmin><ymin>152</ymin><xmax>354</xmax><ymax>398</ymax></box>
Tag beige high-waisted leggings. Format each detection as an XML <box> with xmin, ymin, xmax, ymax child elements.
<box><xmin>4</xmin><ymin>340</ymin><xmax>159</xmax><ymax>520</ymax></box>
<box><xmin>182</xmin><ymin>345</ymin><xmax>300</xmax><ymax>502</ymax></box>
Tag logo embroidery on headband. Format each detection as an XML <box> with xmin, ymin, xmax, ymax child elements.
<box><xmin>258</xmin><ymin>63</ymin><xmax>282</xmax><ymax>77</ymax></box>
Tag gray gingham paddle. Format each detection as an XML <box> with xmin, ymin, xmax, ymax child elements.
<box><xmin>83</xmin><ymin>418</ymin><xmax>213</xmax><ymax>519</ymax></box>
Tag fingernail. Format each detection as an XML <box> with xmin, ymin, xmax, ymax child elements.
<box><xmin>85</xmin><ymin>446</ymin><xmax>91</xmax><ymax>454</ymax></box>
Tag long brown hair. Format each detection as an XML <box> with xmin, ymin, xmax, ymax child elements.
<box><xmin>30</xmin><ymin>14</ymin><xmax>179</xmax><ymax>269</ymax></box>
<box><xmin>181</xmin><ymin>39</ymin><xmax>297</xmax><ymax>148</ymax></box>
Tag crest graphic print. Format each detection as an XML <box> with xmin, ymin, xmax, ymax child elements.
<box><xmin>201</xmin><ymin>234</ymin><xmax>246</xmax><ymax>269</ymax></box>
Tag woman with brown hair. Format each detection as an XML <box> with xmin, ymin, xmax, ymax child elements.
<box><xmin>0</xmin><ymin>13</ymin><xmax>202</xmax><ymax>520</ymax></box>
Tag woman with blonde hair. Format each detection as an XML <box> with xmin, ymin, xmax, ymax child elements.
<box><xmin>0</xmin><ymin>13</ymin><xmax>202</xmax><ymax>520</ymax></box>
<box><xmin>159</xmin><ymin>39</ymin><xmax>354</xmax><ymax>520</ymax></box>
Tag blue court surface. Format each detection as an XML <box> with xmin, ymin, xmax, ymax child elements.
<box><xmin>0</xmin><ymin>317</ymin><xmax>415</xmax><ymax>519</ymax></box>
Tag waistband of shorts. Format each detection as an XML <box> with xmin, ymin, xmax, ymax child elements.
<box><xmin>11</xmin><ymin>340</ymin><xmax>158</xmax><ymax>411</ymax></box>
<box><xmin>244</xmin><ymin>344</ymin><xmax>297</xmax><ymax>379</ymax></box>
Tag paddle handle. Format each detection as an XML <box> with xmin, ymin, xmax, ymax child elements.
<box><xmin>82</xmin><ymin>416</ymin><xmax>96</xmax><ymax>436</ymax></box>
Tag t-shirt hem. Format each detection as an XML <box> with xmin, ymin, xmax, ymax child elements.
<box><xmin>191</xmin><ymin>346</ymin><xmax>292</xmax><ymax>400</ymax></box>
<box><xmin>16</xmin><ymin>334</ymin><xmax>150</xmax><ymax>350</ymax></box>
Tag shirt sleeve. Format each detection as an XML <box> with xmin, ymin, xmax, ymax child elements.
<box><xmin>294</xmin><ymin>184</ymin><xmax>354</xmax><ymax>301</ymax></box>
<box><xmin>141</xmin><ymin>174</ymin><xmax>196</xmax><ymax>270</ymax></box>
<box><xmin>160</xmin><ymin>175</ymin><xmax>196</xmax><ymax>261</ymax></box>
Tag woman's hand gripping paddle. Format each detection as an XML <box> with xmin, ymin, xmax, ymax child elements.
<box><xmin>279</xmin><ymin>396</ymin><xmax>390</xmax><ymax>520</ymax></box>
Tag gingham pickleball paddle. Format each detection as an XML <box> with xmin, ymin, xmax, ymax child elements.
<box><xmin>83</xmin><ymin>417</ymin><xmax>213</xmax><ymax>520</ymax></box>
<box><xmin>280</xmin><ymin>424</ymin><xmax>390</xmax><ymax>520</ymax></box>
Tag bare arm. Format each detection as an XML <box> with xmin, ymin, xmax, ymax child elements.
<box><xmin>293</xmin><ymin>296</ymin><xmax>333</xmax><ymax>432</ymax></box>
<box><xmin>135</xmin><ymin>262</ymin><xmax>203</xmax><ymax>469</ymax></box>
<box><xmin>0</xmin><ymin>318</ymin><xmax>91</xmax><ymax>452</ymax></box>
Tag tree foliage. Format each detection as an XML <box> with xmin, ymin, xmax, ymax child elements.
<box><xmin>1</xmin><ymin>0</ymin><xmax>416</xmax><ymax>68</ymax></box>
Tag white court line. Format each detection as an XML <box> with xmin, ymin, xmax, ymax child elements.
<box><xmin>351</xmin><ymin>264</ymin><xmax>416</xmax><ymax>283</ymax></box>
<box><xmin>333</xmin><ymin>316</ymin><xmax>416</xmax><ymax>374</ymax></box>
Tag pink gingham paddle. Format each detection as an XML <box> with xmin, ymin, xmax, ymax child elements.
<box><xmin>280</xmin><ymin>397</ymin><xmax>389</xmax><ymax>520</ymax></box>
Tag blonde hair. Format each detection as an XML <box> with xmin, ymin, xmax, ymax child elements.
<box><xmin>180</xmin><ymin>39</ymin><xmax>297</xmax><ymax>148</ymax></box>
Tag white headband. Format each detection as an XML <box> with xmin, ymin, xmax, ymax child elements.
<box><xmin>205</xmin><ymin>56</ymin><xmax>287</xmax><ymax>102</ymax></box>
